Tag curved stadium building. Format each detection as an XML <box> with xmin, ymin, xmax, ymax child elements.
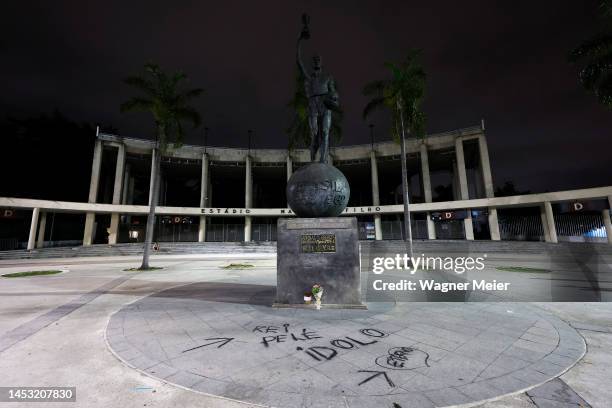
<box><xmin>94</xmin><ymin>123</ymin><xmax>496</xmax><ymax>244</ymax></box>
<box><xmin>1</xmin><ymin>122</ymin><xmax>611</xmax><ymax>249</ymax></box>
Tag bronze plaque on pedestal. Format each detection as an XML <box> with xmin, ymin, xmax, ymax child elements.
<box><xmin>301</xmin><ymin>234</ymin><xmax>336</xmax><ymax>253</ymax></box>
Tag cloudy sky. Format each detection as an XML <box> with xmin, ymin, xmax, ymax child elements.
<box><xmin>2</xmin><ymin>1</ymin><xmax>611</xmax><ymax>192</ymax></box>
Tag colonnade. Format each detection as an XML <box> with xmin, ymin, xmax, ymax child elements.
<box><xmin>19</xmin><ymin>193</ymin><xmax>612</xmax><ymax>249</ymax></box>
<box><xmin>10</xmin><ymin>123</ymin><xmax>608</xmax><ymax>248</ymax></box>
<box><xmin>75</xmin><ymin>132</ymin><xmax>508</xmax><ymax>245</ymax></box>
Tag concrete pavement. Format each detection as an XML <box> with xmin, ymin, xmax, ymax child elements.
<box><xmin>0</xmin><ymin>255</ymin><xmax>610</xmax><ymax>407</ymax></box>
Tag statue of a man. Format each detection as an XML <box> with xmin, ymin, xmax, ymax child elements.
<box><xmin>297</xmin><ymin>14</ymin><xmax>339</xmax><ymax>164</ymax></box>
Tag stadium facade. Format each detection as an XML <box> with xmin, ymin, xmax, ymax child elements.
<box><xmin>1</xmin><ymin>123</ymin><xmax>611</xmax><ymax>249</ymax></box>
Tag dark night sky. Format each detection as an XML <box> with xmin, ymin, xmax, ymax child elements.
<box><xmin>2</xmin><ymin>1</ymin><xmax>611</xmax><ymax>194</ymax></box>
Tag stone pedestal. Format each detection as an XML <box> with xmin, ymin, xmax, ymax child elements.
<box><xmin>275</xmin><ymin>217</ymin><xmax>364</xmax><ymax>308</ymax></box>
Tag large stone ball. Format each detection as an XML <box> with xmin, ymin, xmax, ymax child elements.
<box><xmin>286</xmin><ymin>162</ymin><xmax>350</xmax><ymax>217</ymax></box>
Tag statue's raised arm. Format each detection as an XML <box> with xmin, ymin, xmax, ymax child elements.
<box><xmin>297</xmin><ymin>13</ymin><xmax>310</xmax><ymax>80</ymax></box>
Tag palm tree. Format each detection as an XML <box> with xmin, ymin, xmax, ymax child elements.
<box><xmin>286</xmin><ymin>71</ymin><xmax>343</xmax><ymax>150</ymax></box>
<box><xmin>569</xmin><ymin>1</ymin><xmax>612</xmax><ymax>108</ymax></box>
<box><xmin>362</xmin><ymin>50</ymin><xmax>426</xmax><ymax>259</ymax></box>
<box><xmin>121</xmin><ymin>63</ymin><xmax>203</xmax><ymax>269</ymax></box>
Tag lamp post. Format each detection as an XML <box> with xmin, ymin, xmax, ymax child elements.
<box><xmin>397</xmin><ymin>97</ymin><xmax>414</xmax><ymax>261</ymax></box>
<box><xmin>203</xmin><ymin>126</ymin><xmax>209</xmax><ymax>153</ymax></box>
<box><xmin>369</xmin><ymin>124</ymin><xmax>375</xmax><ymax>151</ymax></box>
<box><xmin>248</xmin><ymin>129</ymin><xmax>253</xmax><ymax>154</ymax></box>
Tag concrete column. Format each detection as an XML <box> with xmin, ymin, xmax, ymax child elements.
<box><xmin>420</xmin><ymin>143</ymin><xmax>435</xmax><ymax>240</ymax></box>
<box><xmin>148</xmin><ymin>148</ymin><xmax>158</xmax><ymax>206</ymax></box>
<box><xmin>109</xmin><ymin>144</ymin><xmax>126</xmax><ymax>245</ymax></box>
<box><xmin>427</xmin><ymin>217</ymin><xmax>436</xmax><ymax>240</ymax></box>
<box><xmin>478</xmin><ymin>135</ymin><xmax>501</xmax><ymax>239</ymax></box>
<box><xmin>125</xmin><ymin>174</ymin><xmax>135</xmax><ymax>225</ymax></box>
<box><xmin>286</xmin><ymin>155</ymin><xmax>293</xmax><ymax>181</ymax></box>
<box><xmin>455</xmin><ymin>138</ymin><xmax>469</xmax><ymax>199</ymax></box>
<box><xmin>207</xmin><ymin>173</ymin><xmax>213</xmax><ymax>208</ymax></box>
<box><xmin>87</xmin><ymin>140</ymin><xmax>103</xmax><ymax>203</ymax></box>
<box><xmin>198</xmin><ymin>153</ymin><xmax>209</xmax><ymax>242</ymax></box>
<box><xmin>36</xmin><ymin>211</ymin><xmax>47</xmax><ymax>249</ymax></box>
<box><xmin>121</xmin><ymin>164</ymin><xmax>130</xmax><ymax>204</ymax></box>
<box><xmin>245</xmin><ymin>155</ymin><xmax>253</xmax><ymax>208</ymax></box>
<box><xmin>487</xmin><ymin>207</ymin><xmax>500</xmax><ymax>240</ymax></box>
<box><xmin>478</xmin><ymin>135</ymin><xmax>495</xmax><ymax>198</ymax></box>
<box><xmin>540</xmin><ymin>205</ymin><xmax>551</xmax><ymax>242</ymax></box>
<box><xmin>83</xmin><ymin>213</ymin><xmax>96</xmax><ymax>246</ymax></box>
<box><xmin>370</xmin><ymin>151</ymin><xmax>382</xmax><ymax>240</ymax></box>
<box><xmin>463</xmin><ymin>214</ymin><xmax>474</xmax><ymax>240</ymax></box>
<box><xmin>83</xmin><ymin>139</ymin><xmax>103</xmax><ymax>246</ymax></box>
<box><xmin>108</xmin><ymin>219</ymin><xmax>119</xmax><ymax>244</ymax></box>
<box><xmin>543</xmin><ymin>201</ymin><xmax>558</xmax><ymax>243</ymax></box>
<box><xmin>603</xmin><ymin>209</ymin><xmax>612</xmax><ymax>245</ymax></box>
<box><xmin>244</xmin><ymin>155</ymin><xmax>252</xmax><ymax>242</ymax></box>
<box><xmin>244</xmin><ymin>216</ymin><xmax>252</xmax><ymax>242</ymax></box>
<box><xmin>420</xmin><ymin>143</ymin><xmax>432</xmax><ymax>203</ymax></box>
<box><xmin>112</xmin><ymin>144</ymin><xmax>126</xmax><ymax>204</ymax></box>
<box><xmin>488</xmin><ymin>208</ymin><xmax>501</xmax><ymax>240</ymax></box>
<box><xmin>455</xmin><ymin>137</ymin><xmax>473</xmax><ymax>240</ymax></box>
<box><xmin>198</xmin><ymin>217</ymin><xmax>207</xmax><ymax>243</ymax></box>
<box><xmin>27</xmin><ymin>208</ymin><xmax>40</xmax><ymax>251</ymax></box>
<box><xmin>373</xmin><ymin>215</ymin><xmax>383</xmax><ymax>240</ymax></box>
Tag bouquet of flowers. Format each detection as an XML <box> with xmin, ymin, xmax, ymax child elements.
<box><xmin>312</xmin><ymin>284</ymin><xmax>323</xmax><ymax>309</ymax></box>
<box><xmin>303</xmin><ymin>291</ymin><xmax>313</xmax><ymax>303</ymax></box>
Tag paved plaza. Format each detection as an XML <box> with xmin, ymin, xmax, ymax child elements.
<box><xmin>0</xmin><ymin>253</ymin><xmax>611</xmax><ymax>407</ymax></box>
<box><xmin>107</xmin><ymin>284</ymin><xmax>585</xmax><ymax>407</ymax></box>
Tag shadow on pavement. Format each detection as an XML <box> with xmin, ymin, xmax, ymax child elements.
<box><xmin>151</xmin><ymin>282</ymin><xmax>276</xmax><ymax>306</ymax></box>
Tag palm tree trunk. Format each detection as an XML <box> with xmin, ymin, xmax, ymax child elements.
<box><xmin>397</xmin><ymin>100</ymin><xmax>414</xmax><ymax>261</ymax></box>
<box><xmin>140</xmin><ymin>127</ymin><xmax>163</xmax><ymax>269</ymax></box>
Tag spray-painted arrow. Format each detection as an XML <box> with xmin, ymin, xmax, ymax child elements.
<box><xmin>182</xmin><ymin>337</ymin><xmax>234</xmax><ymax>353</ymax></box>
<box><xmin>357</xmin><ymin>370</ymin><xmax>395</xmax><ymax>388</ymax></box>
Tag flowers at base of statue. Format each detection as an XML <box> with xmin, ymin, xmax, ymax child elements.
<box><xmin>304</xmin><ymin>291</ymin><xmax>313</xmax><ymax>303</ymax></box>
<box><xmin>312</xmin><ymin>284</ymin><xmax>324</xmax><ymax>309</ymax></box>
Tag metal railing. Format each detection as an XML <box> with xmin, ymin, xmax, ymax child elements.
<box><xmin>555</xmin><ymin>213</ymin><xmax>607</xmax><ymax>243</ymax></box>
<box><xmin>381</xmin><ymin>220</ymin><xmax>431</xmax><ymax>240</ymax></box>
<box><xmin>499</xmin><ymin>215</ymin><xmax>545</xmax><ymax>241</ymax></box>
<box><xmin>206</xmin><ymin>224</ymin><xmax>245</xmax><ymax>242</ymax></box>
<box><xmin>252</xmin><ymin>224</ymin><xmax>277</xmax><ymax>242</ymax></box>
<box><xmin>0</xmin><ymin>238</ymin><xmax>18</xmax><ymax>250</ymax></box>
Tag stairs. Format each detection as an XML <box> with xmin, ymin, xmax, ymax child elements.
<box><xmin>0</xmin><ymin>240</ymin><xmax>610</xmax><ymax>261</ymax></box>
<box><xmin>361</xmin><ymin>239</ymin><xmax>612</xmax><ymax>262</ymax></box>
<box><xmin>364</xmin><ymin>239</ymin><xmax>607</xmax><ymax>253</ymax></box>
<box><xmin>0</xmin><ymin>241</ymin><xmax>277</xmax><ymax>260</ymax></box>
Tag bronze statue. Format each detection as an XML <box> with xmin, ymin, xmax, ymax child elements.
<box><xmin>297</xmin><ymin>14</ymin><xmax>339</xmax><ymax>164</ymax></box>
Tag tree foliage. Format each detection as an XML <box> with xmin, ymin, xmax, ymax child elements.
<box><xmin>362</xmin><ymin>50</ymin><xmax>427</xmax><ymax>249</ymax></box>
<box><xmin>121</xmin><ymin>62</ymin><xmax>203</xmax><ymax>150</ymax></box>
<box><xmin>569</xmin><ymin>1</ymin><xmax>612</xmax><ymax>108</ymax></box>
<box><xmin>120</xmin><ymin>63</ymin><xmax>203</xmax><ymax>270</ymax></box>
<box><xmin>362</xmin><ymin>49</ymin><xmax>426</xmax><ymax>141</ymax></box>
